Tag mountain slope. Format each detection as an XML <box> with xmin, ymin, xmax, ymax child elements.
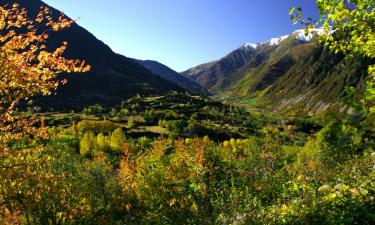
<box><xmin>225</xmin><ymin>32</ymin><xmax>369</xmax><ymax>113</ymax></box>
<box><xmin>4</xmin><ymin>0</ymin><xmax>183</xmax><ymax>110</ymax></box>
<box><xmin>182</xmin><ymin>30</ymin><xmax>317</xmax><ymax>94</ymax></box>
<box><xmin>181</xmin><ymin>44</ymin><xmax>272</xmax><ymax>93</ymax></box>
<box><xmin>136</xmin><ymin>60</ymin><xmax>209</xmax><ymax>95</ymax></box>
<box><xmin>259</xmin><ymin>47</ymin><xmax>369</xmax><ymax>113</ymax></box>
<box><xmin>226</xmin><ymin>33</ymin><xmax>317</xmax><ymax>96</ymax></box>
<box><xmin>184</xmin><ymin>29</ymin><xmax>369</xmax><ymax>113</ymax></box>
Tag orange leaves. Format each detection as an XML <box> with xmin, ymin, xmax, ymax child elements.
<box><xmin>0</xmin><ymin>4</ymin><xmax>93</xmax><ymax>221</ymax></box>
<box><xmin>0</xmin><ymin>5</ymin><xmax>91</xmax><ymax>219</ymax></box>
<box><xmin>0</xmin><ymin>3</ymin><xmax>90</xmax><ymax>140</ymax></box>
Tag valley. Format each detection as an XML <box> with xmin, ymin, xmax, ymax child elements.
<box><xmin>0</xmin><ymin>0</ymin><xmax>374</xmax><ymax>224</ymax></box>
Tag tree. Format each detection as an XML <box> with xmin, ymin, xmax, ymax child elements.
<box><xmin>80</xmin><ymin>131</ymin><xmax>97</xmax><ymax>157</ymax></box>
<box><xmin>0</xmin><ymin>3</ymin><xmax>90</xmax><ymax>141</ymax></box>
<box><xmin>290</xmin><ymin>0</ymin><xmax>374</xmax><ymax>114</ymax></box>
<box><xmin>0</xmin><ymin>3</ymin><xmax>89</xmax><ymax>222</ymax></box>
<box><xmin>97</xmin><ymin>133</ymin><xmax>110</xmax><ymax>152</ymax></box>
<box><xmin>110</xmin><ymin>128</ymin><xmax>126</xmax><ymax>152</ymax></box>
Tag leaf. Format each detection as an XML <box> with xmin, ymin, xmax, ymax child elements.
<box><xmin>289</xmin><ymin>7</ymin><xmax>296</xmax><ymax>15</ymax></box>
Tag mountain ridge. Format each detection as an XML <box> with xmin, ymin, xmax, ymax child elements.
<box><xmin>135</xmin><ymin>59</ymin><xmax>210</xmax><ymax>95</ymax></box>
<box><xmin>3</xmin><ymin>0</ymin><xmax>184</xmax><ymax>110</ymax></box>
<box><xmin>183</xmin><ymin>29</ymin><xmax>368</xmax><ymax>113</ymax></box>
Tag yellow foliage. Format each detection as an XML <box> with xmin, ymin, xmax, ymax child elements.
<box><xmin>0</xmin><ymin>4</ymin><xmax>90</xmax><ymax>143</ymax></box>
<box><xmin>0</xmin><ymin>4</ymin><xmax>90</xmax><ymax>221</ymax></box>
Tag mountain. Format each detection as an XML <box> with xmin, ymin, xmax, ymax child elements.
<box><xmin>225</xmin><ymin>31</ymin><xmax>318</xmax><ymax>96</ymax></box>
<box><xmin>183</xmin><ymin>29</ymin><xmax>369</xmax><ymax>113</ymax></box>
<box><xmin>258</xmin><ymin>47</ymin><xmax>369</xmax><ymax>113</ymax></box>
<box><xmin>136</xmin><ymin>60</ymin><xmax>210</xmax><ymax>95</ymax></box>
<box><xmin>181</xmin><ymin>43</ymin><xmax>271</xmax><ymax>94</ymax></box>
<box><xmin>181</xmin><ymin>30</ymin><xmax>319</xmax><ymax>94</ymax></box>
<box><xmin>3</xmin><ymin>0</ymin><xmax>183</xmax><ymax>110</ymax></box>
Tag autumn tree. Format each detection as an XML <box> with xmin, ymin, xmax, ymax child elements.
<box><xmin>97</xmin><ymin>133</ymin><xmax>110</xmax><ymax>151</ymax></box>
<box><xmin>110</xmin><ymin>128</ymin><xmax>126</xmax><ymax>152</ymax></box>
<box><xmin>0</xmin><ymin>3</ymin><xmax>89</xmax><ymax>223</ymax></box>
<box><xmin>80</xmin><ymin>131</ymin><xmax>97</xmax><ymax>157</ymax></box>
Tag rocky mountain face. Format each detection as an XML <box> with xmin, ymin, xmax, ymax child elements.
<box><xmin>136</xmin><ymin>60</ymin><xmax>209</xmax><ymax>95</ymax></box>
<box><xmin>3</xmin><ymin>0</ymin><xmax>184</xmax><ymax>110</ymax></box>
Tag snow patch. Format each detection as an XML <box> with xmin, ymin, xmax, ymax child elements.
<box><xmin>294</xmin><ymin>28</ymin><xmax>326</xmax><ymax>42</ymax></box>
<box><xmin>265</xmin><ymin>35</ymin><xmax>289</xmax><ymax>46</ymax></box>
<box><xmin>239</xmin><ymin>28</ymin><xmax>329</xmax><ymax>51</ymax></box>
<box><xmin>241</xmin><ymin>43</ymin><xmax>258</xmax><ymax>49</ymax></box>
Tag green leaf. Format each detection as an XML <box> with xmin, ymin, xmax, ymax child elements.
<box><xmin>289</xmin><ymin>7</ymin><xmax>296</xmax><ymax>15</ymax></box>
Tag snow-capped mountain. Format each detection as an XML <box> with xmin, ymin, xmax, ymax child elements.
<box><xmin>241</xmin><ymin>43</ymin><xmax>258</xmax><ymax>49</ymax></box>
<box><xmin>262</xmin><ymin>35</ymin><xmax>289</xmax><ymax>46</ymax></box>
<box><xmin>182</xmin><ymin>29</ymin><xmax>322</xmax><ymax>93</ymax></box>
<box><xmin>293</xmin><ymin>28</ymin><xmax>325</xmax><ymax>42</ymax></box>
<box><xmin>241</xmin><ymin>28</ymin><xmax>324</xmax><ymax>50</ymax></box>
<box><xmin>182</xmin><ymin>27</ymin><xmax>365</xmax><ymax>113</ymax></box>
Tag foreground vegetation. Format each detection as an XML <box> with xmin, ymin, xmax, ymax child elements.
<box><xmin>3</xmin><ymin>100</ymin><xmax>375</xmax><ymax>224</ymax></box>
<box><xmin>1</xmin><ymin>0</ymin><xmax>374</xmax><ymax>224</ymax></box>
<box><xmin>2</xmin><ymin>92</ymin><xmax>373</xmax><ymax>224</ymax></box>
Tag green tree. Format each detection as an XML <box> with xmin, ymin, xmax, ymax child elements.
<box><xmin>80</xmin><ymin>131</ymin><xmax>97</xmax><ymax>157</ymax></box>
<box><xmin>110</xmin><ymin>128</ymin><xmax>126</xmax><ymax>152</ymax></box>
<box><xmin>97</xmin><ymin>133</ymin><xmax>110</xmax><ymax>152</ymax></box>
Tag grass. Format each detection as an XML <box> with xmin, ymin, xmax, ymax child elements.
<box><xmin>142</xmin><ymin>126</ymin><xmax>169</xmax><ymax>135</ymax></box>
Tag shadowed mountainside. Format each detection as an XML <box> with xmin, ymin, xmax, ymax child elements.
<box><xmin>136</xmin><ymin>60</ymin><xmax>210</xmax><ymax>95</ymax></box>
<box><xmin>3</xmin><ymin>0</ymin><xmax>184</xmax><ymax>110</ymax></box>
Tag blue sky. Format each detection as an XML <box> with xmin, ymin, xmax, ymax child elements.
<box><xmin>43</xmin><ymin>0</ymin><xmax>319</xmax><ymax>72</ymax></box>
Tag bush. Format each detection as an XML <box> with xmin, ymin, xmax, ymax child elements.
<box><xmin>316</xmin><ymin>121</ymin><xmax>363</xmax><ymax>164</ymax></box>
<box><xmin>127</xmin><ymin>117</ymin><xmax>137</xmax><ymax>128</ymax></box>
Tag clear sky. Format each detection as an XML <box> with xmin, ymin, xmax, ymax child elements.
<box><xmin>42</xmin><ymin>0</ymin><xmax>319</xmax><ymax>72</ymax></box>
